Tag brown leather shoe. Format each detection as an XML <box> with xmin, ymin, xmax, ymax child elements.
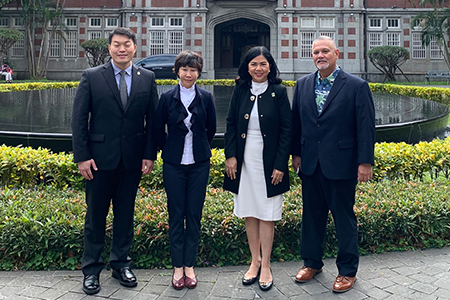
<box><xmin>332</xmin><ymin>275</ymin><xmax>356</xmax><ymax>293</ymax></box>
<box><xmin>295</xmin><ymin>266</ymin><xmax>322</xmax><ymax>283</ymax></box>
<box><xmin>184</xmin><ymin>275</ymin><xmax>197</xmax><ymax>289</ymax></box>
<box><xmin>171</xmin><ymin>271</ymin><xmax>185</xmax><ymax>290</ymax></box>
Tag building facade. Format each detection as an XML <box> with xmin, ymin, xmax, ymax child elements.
<box><xmin>0</xmin><ymin>0</ymin><xmax>446</xmax><ymax>81</ymax></box>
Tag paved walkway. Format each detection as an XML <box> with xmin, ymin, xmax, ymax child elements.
<box><xmin>0</xmin><ymin>247</ymin><xmax>449</xmax><ymax>300</ymax></box>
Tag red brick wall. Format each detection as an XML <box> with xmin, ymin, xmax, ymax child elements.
<box><xmin>65</xmin><ymin>0</ymin><xmax>121</xmax><ymax>7</ymax></box>
<box><xmin>366</xmin><ymin>0</ymin><xmax>447</xmax><ymax>8</ymax></box>
<box><xmin>152</xmin><ymin>0</ymin><xmax>183</xmax><ymax>7</ymax></box>
<box><xmin>301</xmin><ymin>0</ymin><xmax>334</xmax><ymax>7</ymax></box>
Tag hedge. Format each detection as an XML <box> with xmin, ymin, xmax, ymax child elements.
<box><xmin>1</xmin><ymin>180</ymin><xmax>449</xmax><ymax>270</ymax></box>
<box><xmin>3</xmin><ymin>138</ymin><xmax>450</xmax><ymax>190</ymax></box>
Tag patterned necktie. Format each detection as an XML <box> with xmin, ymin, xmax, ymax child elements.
<box><xmin>119</xmin><ymin>70</ymin><xmax>128</xmax><ymax>108</ymax></box>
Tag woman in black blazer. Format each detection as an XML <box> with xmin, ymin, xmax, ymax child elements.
<box><xmin>223</xmin><ymin>46</ymin><xmax>292</xmax><ymax>291</ymax></box>
<box><xmin>153</xmin><ymin>51</ymin><xmax>216</xmax><ymax>290</ymax></box>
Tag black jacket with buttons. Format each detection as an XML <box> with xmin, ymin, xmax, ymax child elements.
<box><xmin>223</xmin><ymin>82</ymin><xmax>292</xmax><ymax>197</ymax></box>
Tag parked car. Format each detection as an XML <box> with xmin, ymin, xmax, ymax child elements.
<box><xmin>135</xmin><ymin>54</ymin><xmax>177</xmax><ymax>79</ymax></box>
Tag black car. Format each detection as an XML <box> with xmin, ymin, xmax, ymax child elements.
<box><xmin>135</xmin><ymin>54</ymin><xmax>177</xmax><ymax>79</ymax></box>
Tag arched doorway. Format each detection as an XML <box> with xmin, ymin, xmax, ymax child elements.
<box><xmin>214</xmin><ymin>18</ymin><xmax>270</xmax><ymax>72</ymax></box>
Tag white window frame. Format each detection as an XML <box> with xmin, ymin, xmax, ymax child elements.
<box><xmin>106</xmin><ymin>18</ymin><xmax>118</xmax><ymax>28</ymax></box>
<box><xmin>387</xmin><ymin>18</ymin><xmax>399</xmax><ymax>29</ymax></box>
<box><xmin>301</xmin><ymin>17</ymin><xmax>316</xmax><ymax>28</ymax></box>
<box><xmin>319</xmin><ymin>31</ymin><xmax>335</xmax><ymax>41</ymax></box>
<box><xmin>11</xmin><ymin>31</ymin><xmax>25</xmax><ymax>56</ymax></box>
<box><xmin>320</xmin><ymin>17</ymin><xmax>335</xmax><ymax>28</ymax></box>
<box><xmin>89</xmin><ymin>18</ymin><xmax>102</xmax><ymax>28</ymax></box>
<box><xmin>149</xmin><ymin>30</ymin><xmax>165</xmax><ymax>55</ymax></box>
<box><xmin>0</xmin><ymin>18</ymin><xmax>9</xmax><ymax>27</ymax></box>
<box><xmin>412</xmin><ymin>32</ymin><xmax>426</xmax><ymax>59</ymax></box>
<box><xmin>49</xmin><ymin>36</ymin><xmax>60</xmax><ymax>58</ymax></box>
<box><xmin>387</xmin><ymin>32</ymin><xmax>400</xmax><ymax>46</ymax></box>
<box><xmin>369</xmin><ymin>18</ymin><xmax>382</xmax><ymax>29</ymax></box>
<box><xmin>169</xmin><ymin>17</ymin><xmax>183</xmax><ymax>27</ymax></box>
<box><xmin>66</xmin><ymin>17</ymin><xmax>77</xmax><ymax>27</ymax></box>
<box><xmin>151</xmin><ymin>17</ymin><xmax>165</xmax><ymax>27</ymax></box>
<box><xmin>430</xmin><ymin>37</ymin><xmax>443</xmax><ymax>59</ymax></box>
<box><xmin>368</xmin><ymin>32</ymin><xmax>383</xmax><ymax>50</ymax></box>
<box><xmin>88</xmin><ymin>31</ymin><xmax>102</xmax><ymax>40</ymax></box>
<box><xmin>14</xmin><ymin>18</ymin><xmax>24</xmax><ymax>27</ymax></box>
<box><xmin>300</xmin><ymin>31</ymin><xmax>316</xmax><ymax>58</ymax></box>
<box><xmin>168</xmin><ymin>31</ymin><xmax>183</xmax><ymax>54</ymax></box>
<box><xmin>64</xmin><ymin>31</ymin><xmax>78</xmax><ymax>57</ymax></box>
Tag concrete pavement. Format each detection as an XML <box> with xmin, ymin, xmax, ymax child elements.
<box><xmin>0</xmin><ymin>247</ymin><xmax>449</xmax><ymax>300</ymax></box>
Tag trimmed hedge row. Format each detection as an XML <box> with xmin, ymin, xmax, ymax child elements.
<box><xmin>3</xmin><ymin>138</ymin><xmax>450</xmax><ymax>190</ymax></box>
<box><xmin>1</xmin><ymin>180</ymin><xmax>449</xmax><ymax>270</ymax></box>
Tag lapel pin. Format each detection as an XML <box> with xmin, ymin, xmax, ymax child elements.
<box><xmin>250</xmin><ymin>95</ymin><xmax>255</xmax><ymax>101</ymax></box>
<box><xmin>137</xmin><ymin>71</ymin><xmax>141</xmax><ymax>75</ymax></box>
<box><xmin>271</xmin><ymin>92</ymin><xmax>275</xmax><ymax>97</ymax></box>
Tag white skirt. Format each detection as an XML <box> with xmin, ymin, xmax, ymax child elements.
<box><xmin>234</xmin><ymin>129</ymin><xmax>283</xmax><ymax>221</ymax></box>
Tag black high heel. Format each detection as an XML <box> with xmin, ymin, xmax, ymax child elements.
<box><xmin>242</xmin><ymin>265</ymin><xmax>261</xmax><ymax>285</ymax></box>
<box><xmin>258</xmin><ymin>268</ymin><xmax>273</xmax><ymax>291</ymax></box>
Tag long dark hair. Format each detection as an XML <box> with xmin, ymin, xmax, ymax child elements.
<box><xmin>236</xmin><ymin>46</ymin><xmax>282</xmax><ymax>86</ymax></box>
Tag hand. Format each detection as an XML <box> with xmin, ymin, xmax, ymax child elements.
<box><xmin>271</xmin><ymin>169</ymin><xmax>284</xmax><ymax>185</ymax></box>
<box><xmin>358</xmin><ymin>163</ymin><xmax>373</xmax><ymax>182</ymax></box>
<box><xmin>142</xmin><ymin>159</ymin><xmax>154</xmax><ymax>175</ymax></box>
<box><xmin>225</xmin><ymin>157</ymin><xmax>237</xmax><ymax>180</ymax></box>
<box><xmin>78</xmin><ymin>159</ymin><xmax>97</xmax><ymax>180</ymax></box>
<box><xmin>291</xmin><ymin>156</ymin><xmax>301</xmax><ymax>173</ymax></box>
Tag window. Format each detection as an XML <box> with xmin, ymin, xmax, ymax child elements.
<box><xmin>170</xmin><ymin>17</ymin><xmax>183</xmax><ymax>27</ymax></box>
<box><xmin>368</xmin><ymin>32</ymin><xmax>382</xmax><ymax>49</ymax></box>
<box><xmin>151</xmin><ymin>17</ymin><xmax>164</xmax><ymax>27</ymax></box>
<box><xmin>301</xmin><ymin>17</ymin><xmax>315</xmax><ymax>28</ymax></box>
<box><xmin>430</xmin><ymin>37</ymin><xmax>443</xmax><ymax>59</ymax></box>
<box><xmin>412</xmin><ymin>32</ymin><xmax>426</xmax><ymax>59</ymax></box>
<box><xmin>387</xmin><ymin>18</ymin><xmax>399</xmax><ymax>28</ymax></box>
<box><xmin>319</xmin><ymin>32</ymin><xmax>335</xmax><ymax>40</ymax></box>
<box><xmin>66</xmin><ymin>18</ymin><xmax>77</xmax><ymax>27</ymax></box>
<box><xmin>301</xmin><ymin>32</ymin><xmax>315</xmax><ymax>58</ymax></box>
<box><xmin>88</xmin><ymin>31</ymin><xmax>102</xmax><ymax>40</ymax></box>
<box><xmin>106</xmin><ymin>18</ymin><xmax>118</xmax><ymax>27</ymax></box>
<box><xmin>49</xmin><ymin>37</ymin><xmax>60</xmax><ymax>58</ymax></box>
<box><xmin>320</xmin><ymin>17</ymin><xmax>334</xmax><ymax>28</ymax></box>
<box><xmin>0</xmin><ymin>18</ymin><xmax>9</xmax><ymax>27</ymax></box>
<box><xmin>12</xmin><ymin>31</ymin><xmax>25</xmax><ymax>56</ymax></box>
<box><xmin>412</xmin><ymin>18</ymin><xmax>423</xmax><ymax>29</ymax></box>
<box><xmin>168</xmin><ymin>31</ymin><xmax>183</xmax><ymax>54</ymax></box>
<box><xmin>90</xmin><ymin>18</ymin><xmax>101</xmax><ymax>27</ymax></box>
<box><xmin>387</xmin><ymin>32</ymin><xmax>400</xmax><ymax>46</ymax></box>
<box><xmin>64</xmin><ymin>31</ymin><xmax>77</xmax><ymax>57</ymax></box>
<box><xmin>149</xmin><ymin>31</ymin><xmax>164</xmax><ymax>55</ymax></box>
<box><xmin>14</xmin><ymin>18</ymin><xmax>24</xmax><ymax>27</ymax></box>
<box><xmin>369</xmin><ymin>18</ymin><xmax>381</xmax><ymax>29</ymax></box>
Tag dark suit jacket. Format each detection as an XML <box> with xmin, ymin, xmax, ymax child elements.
<box><xmin>223</xmin><ymin>83</ymin><xmax>292</xmax><ymax>198</ymax></box>
<box><xmin>71</xmin><ymin>61</ymin><xmax>158</xmax><ymax>170</ymax></box>
<box><xmin>291</xmin><ymin>69</ymin><xmax>375</xmax><ymax>180</ymax></box>
<box><xmin>153</xmin><ymin>84</ymin><xmax>216</xmax><ymax>165</ymax></box>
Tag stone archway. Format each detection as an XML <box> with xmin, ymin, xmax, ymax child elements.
<box><xmin>215</xmin><ymin>18</ymin><xmax>270</xmax><ymax>70</ymax></box>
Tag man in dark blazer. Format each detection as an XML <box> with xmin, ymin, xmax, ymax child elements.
<box><xmin>291</xmin><ymin>36</ymin><xmax>375</xmax><ymax>293</ymax></box>
<box><xmin>71</xmin><ymin>27</ymin><xmax>158</xmax><ymax>295</ymax></box>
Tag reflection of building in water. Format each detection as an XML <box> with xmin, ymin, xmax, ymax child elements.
<box><xmin>1</xmin><ymin>0</ymin><xmax>449</xmax><ymax>82</ymax></box>
<box><xmin>374</xmin><ymin>93</ymin><xmax>449</xmax><ymax>127</ymax></box>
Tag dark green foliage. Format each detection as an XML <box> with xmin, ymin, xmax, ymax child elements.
<box><xmin>80</xmin><ymin>38</ymin><xmax>110</xmax><ymax>67</ymax></box>
<box><xmin>368</xmin><ymin>46</ymin><xmax>410</xmax><ymax>82</ymax></box>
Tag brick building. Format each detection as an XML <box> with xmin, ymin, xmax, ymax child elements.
<box><xmin>0</xmin><ymin>0</ymin><xmax>446</xmax><ymax>81</ymax></box>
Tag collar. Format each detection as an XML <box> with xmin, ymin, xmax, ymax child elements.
<box><xmin>316</xmin><ymin>66</ymin><xmax>341</xmax><ymax>85</ymax></box>
<box><xmin>112</xmin><ymin>62</ymin><xmax>133</xmax><ymax>76</ymax></box>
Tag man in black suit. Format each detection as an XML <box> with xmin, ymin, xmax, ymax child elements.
<box><xmin>291</xmin><ymin>36</ymin><xmax>375</xmax><ymax>293</ymax></box>
<box><xmin>71</xmin><ymin>27</ymin><xmax>158</xmax><ymax>295</ymax></box>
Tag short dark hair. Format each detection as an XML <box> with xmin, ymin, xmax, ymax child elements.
<box><xmin>236</xmin><ymin>46</ymin><xmax>282</xmax><ymax>86</ymax></box>
<box><xmin>109</xmin><ymin>27</ymin><xmax>136</xmax><ymax>45</ymax></box>
<box><xmin>173</xmin><ymin>50</ymin><xmax>203</xmax><ymax>77</ymax></box>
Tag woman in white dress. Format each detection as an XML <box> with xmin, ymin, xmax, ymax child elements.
<box><xmin>223</xmin><ymin>46</ymin><xmax>292</xmax><ymax>291</ymax></box>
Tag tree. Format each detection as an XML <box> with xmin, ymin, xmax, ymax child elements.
<box><xmin>4</xmin><ymin>0</ymin><xmax>67</xmax><ymax>78</ymax></box>
<box><xmin>81</xmin><ymin>38</ymin><xmax>110</xmax><ymax>67</ymax></box>
<box><xmin>410</xmin><ymin>0</ymin><xmax>450</xmax><ymax>69</ymax></box>
<box><xmin>368</xmin><ymin>46</ymin><xmax>410</xmax><ymax>82</ymax></box>
<box><xmin>0</xmin><ymin>28</ymin><xmax>24</xmax><ymax>63</ymax></box>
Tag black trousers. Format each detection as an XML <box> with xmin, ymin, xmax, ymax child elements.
<box><xmin>81</xmin><ymin>160</ymin><xmax>142</xmax><ymax>276</ymax></box>
<box><xmin>300</xmin><ymin>163</ymin><xmax>359</xmax><ymax>277</ymax></box>
<box><xmin>163</xmin><ymin>160</ymin><xmax>210</xmax><ymax>268</ymax></box>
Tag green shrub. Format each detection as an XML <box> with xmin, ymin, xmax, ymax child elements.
<box><xmin>1</xmin><ymin>180</ymin><xmax>450</xmax><ymax>270</ymax></box>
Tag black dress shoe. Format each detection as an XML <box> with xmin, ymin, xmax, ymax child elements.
<box><xmin>258</xmin><ymin>268</ymin><xmax>273</xmax><ymax>291</ymax></box>
<box><xmin>112</xmin><ymin>267</ymin><xmax>138</xmax><ymax>287</ymax></box>
<box><xmin>82</xmin><ymin>274</ymin><xmax>100</xmax><ymax>295</ymax></box>
<box><xmin>242</xmin><ymin>266</ymin><xmax>261</xmax><ymax>285</ymax></box>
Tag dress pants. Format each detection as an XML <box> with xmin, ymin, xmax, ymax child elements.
<box><xmin>163</xmin><ymin>160</ymin><xmax>210</xmax><ymax>268</ymax></box>
<box><xmin>300</xmin><ymin>163</ymin><xmax>359</xmax><ymax>277</ymax></box>
<box><xmin>81</xmin><ymin>159</ymin><xmax>142</xmax><ymax>276</ymax></box>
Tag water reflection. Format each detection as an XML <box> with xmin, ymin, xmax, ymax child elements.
<box><xmin>0</xmin><ymin>86</ymin><xmax>448</xmax><ymax>148</ymax></box>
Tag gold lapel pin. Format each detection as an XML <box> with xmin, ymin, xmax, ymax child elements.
<box><xmin>250</xmin><ymin>95</ymin><xmax>255</xmax><ymax>101</ymax></box>
<box><xmin>271</xmin><ymin>92</ymin><xmax>275</xmax><ymax>97</ymax></box>
<box><xmin>137</xmin><ymin>71</ymin><xmax>141</xmax><ymax>75</ymax></box>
